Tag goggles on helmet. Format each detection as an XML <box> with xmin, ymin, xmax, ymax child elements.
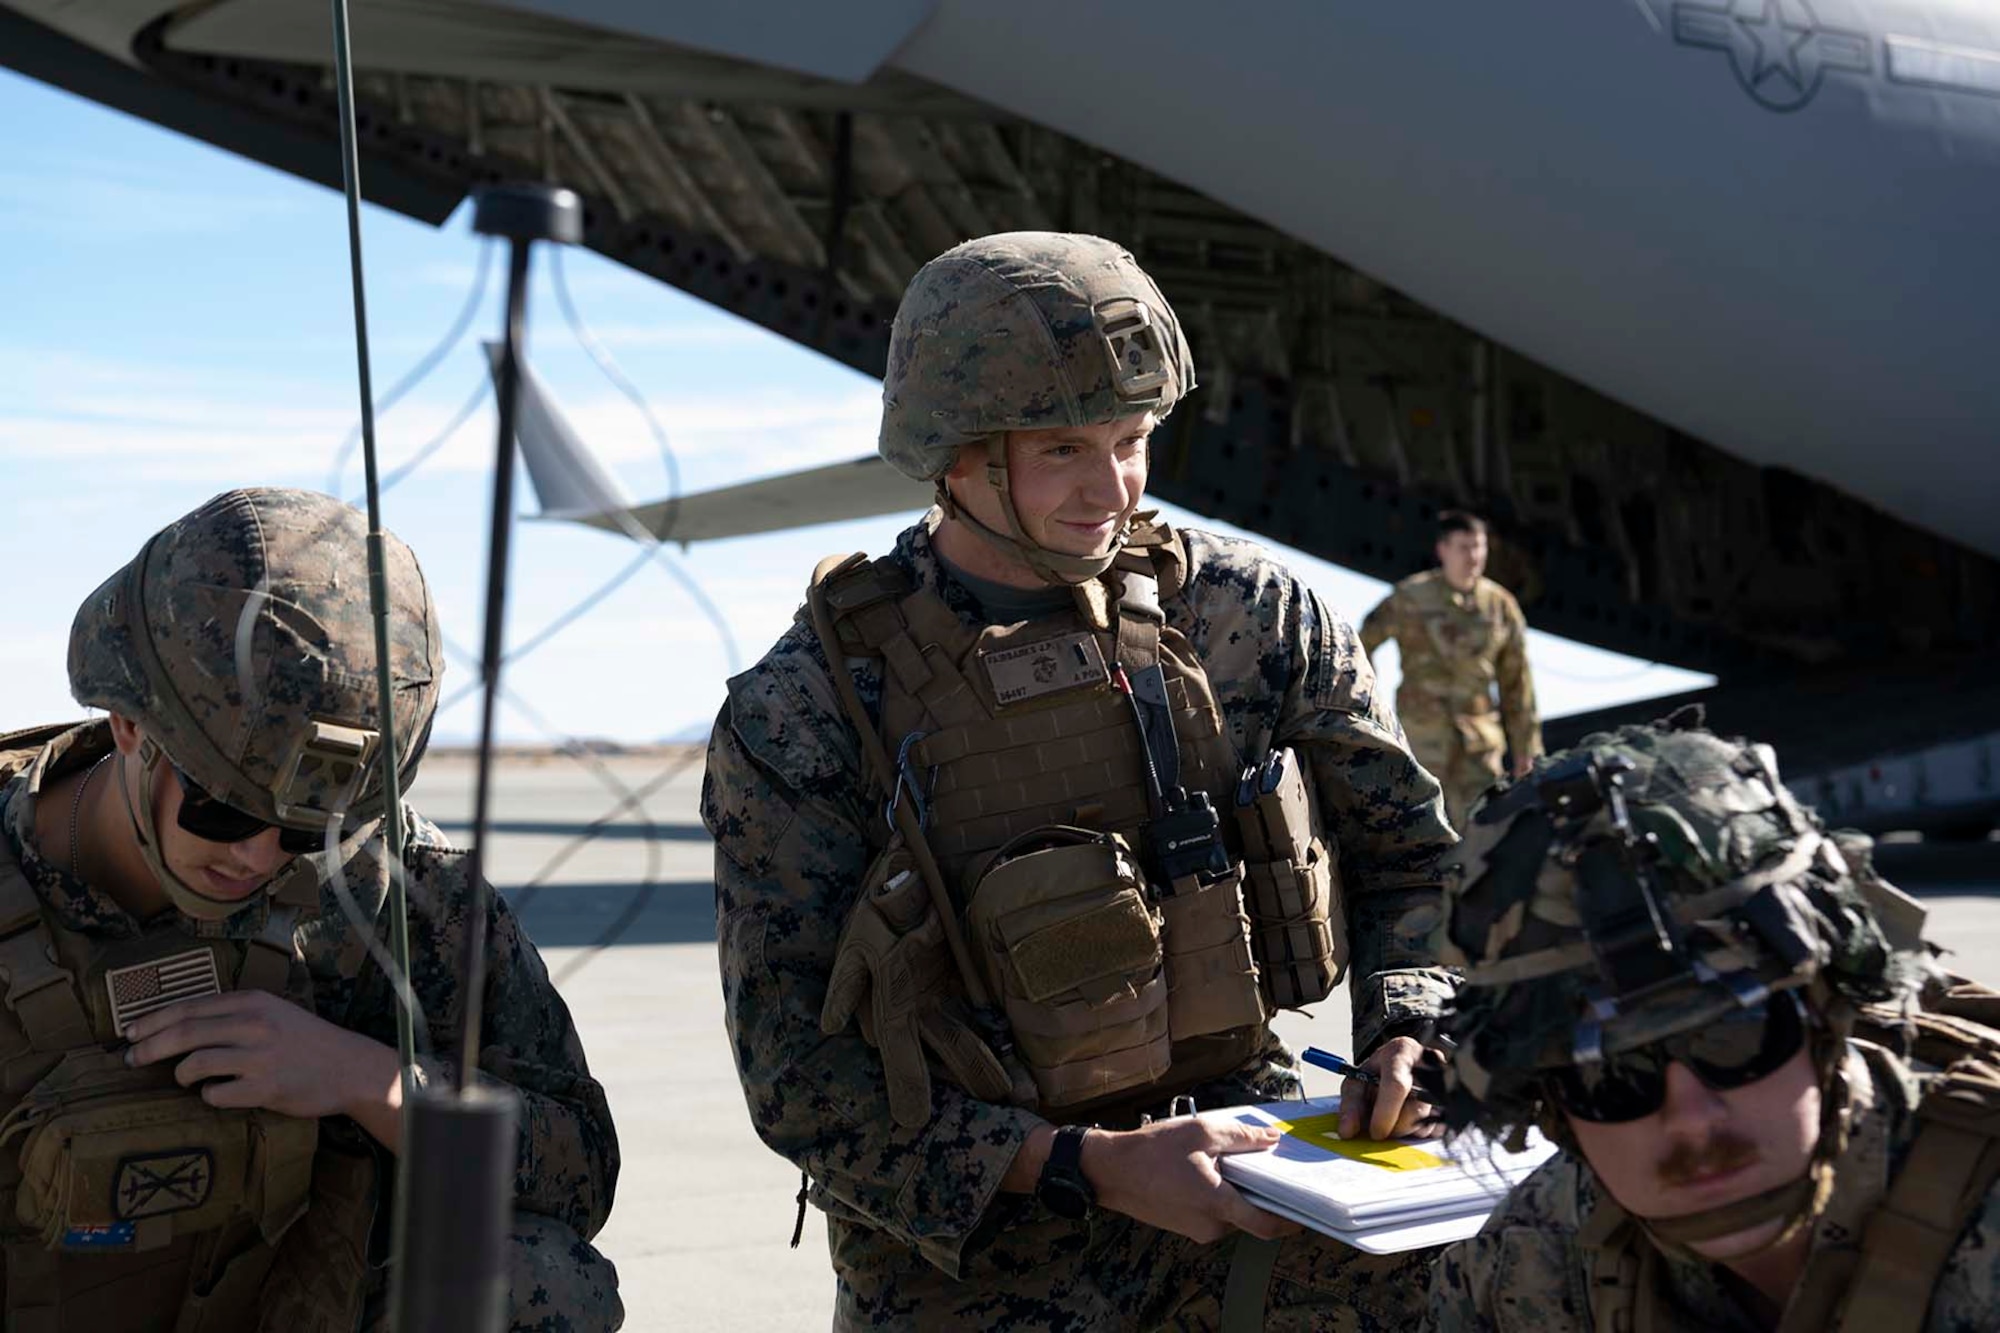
<box><xmin>170</xmin><ymin>762</ymin><xmax>350</xmax><ymax>855</ymax></box>
<box><xmin>1546</xmin><ymin>989</ymin><xmax>1807</xmax><ymax>1124</ymax></box>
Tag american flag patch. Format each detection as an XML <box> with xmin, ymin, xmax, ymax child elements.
<box><xmin>105</xmin><ymin>949</ymin><xmax>221</xmax><ymax>1032</ymax></box>
<box><xmin>62</xmin><ymin>1222</ymin><xmax>135</xmax><ymax>1249</ymax></box>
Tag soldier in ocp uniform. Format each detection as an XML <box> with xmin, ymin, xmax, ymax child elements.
<box><xmin>1359</xmin><ymin>512</ymin><xmax>1541</xmax><ymax>831</ymax></box>
<box><xmin>0</xmin><ymin>489</ymin><xmax>621</xmax><ymax>1329</ymax></box>
<box><xmin>705</xmin><ymin>232</ymin><xmax>1461</xmax><ymax>1329</ymax></box>
<box><xmin>1426</xmin><ymin>711</ymin><xmax>2000</xmax><ymax>1331</ymax></box>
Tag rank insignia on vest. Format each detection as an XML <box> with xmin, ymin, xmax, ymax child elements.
<box><xmin>106</xmin><ymin>949</ymin><xmax>221</xmax><ymax>1034</ymax></box>
<box><xmin>114</xmin><ymin>1150</ymin><xmax>215</xmax><ymax>1220</ymax></box>
<box><xmin>982</xmin><ymin>633</ymin><xmax>1109</xmax><ymax>707</ymax></box>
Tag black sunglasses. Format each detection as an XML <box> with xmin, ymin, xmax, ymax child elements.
<box><xmin>1547</xmin><ymin>990</ymin><xmax>1807</xmax><ymax>1124</ymax></box>
<box><xmin>170</xmin><ymin>763</ymin><xmax>348</xmax><ymax>855</ymax></box>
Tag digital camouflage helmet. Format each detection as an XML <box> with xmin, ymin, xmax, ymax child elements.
<box><xmin>1436</xmin><ymin>710</ymin><xmax>1926</xmax><ymax>1249</ymax></box>
<box><xmin>878</xmin><ymin>231</ymin><xmax>1196</xmax><ymax>585</ymax></box>
<box><xmin>69</xmin><ymin>488</ymin><xmax>442</xmax><ymax>920</ymax></box>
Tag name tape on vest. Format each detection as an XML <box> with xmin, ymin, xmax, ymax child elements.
<box><xmin>981</xmin><ymin>633</ymin><xmax>1110</xmax><ymax>707</ymax></box>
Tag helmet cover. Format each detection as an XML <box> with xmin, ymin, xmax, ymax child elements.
<box><xmin>69</xmin><ymin>488</ymin><xmax>442</xmax><ymax>841</ymax></box>
<box><xmin>878</xmin><ymin>231</ymin><xmax>1196</xmax><ymax>483</ymax></box>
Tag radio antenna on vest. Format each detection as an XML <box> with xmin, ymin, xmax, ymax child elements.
<box><xmin>390</xmin><ymin>179</ymin><xmax>581</xmax><ymax>1333</ymax></box>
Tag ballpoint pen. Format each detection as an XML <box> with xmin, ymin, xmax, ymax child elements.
<box><xmin>1301</xmin><ymin>1046</ymin><xmax>1380</xmax><ymax>1085</ymax></box>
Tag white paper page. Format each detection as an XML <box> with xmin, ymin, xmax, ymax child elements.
<box><xmin>1211</xmin><ymin>1097</ymin><xmax>1555</xmax><ymax>1233</ymax></box>
<box><xmin>1232</xmin><ymin>1183</ymin><xmax>1497</xmax><ymax>1255</ymax></box>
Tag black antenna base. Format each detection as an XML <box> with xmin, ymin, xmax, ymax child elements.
<box><xmin>473</xmin><ymin>183</ymin><xmax>583</xmax><ymax>245</ymax></box>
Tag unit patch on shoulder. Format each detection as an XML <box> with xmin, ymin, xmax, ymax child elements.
<box><xmin>115</xmin><ymin>1149</ymin><xmax>215</xmax><ymax>1220</ymax></box>
<box><xmin>981</xmin><ymin>633</ymin><xmax>1109</xmax><ymax>707</ymax></box>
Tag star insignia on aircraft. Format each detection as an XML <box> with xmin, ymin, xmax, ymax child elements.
<box><xmin>1671</xmin><ymin>0</ymin><xmax>1872</xmax><ymax>111</ymax></box>
<box><xmin>1737</xmin><ymin>0</ymin><xmax>1811</xmax><ymax>91</ymax></box>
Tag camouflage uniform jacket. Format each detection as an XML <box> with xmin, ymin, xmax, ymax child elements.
<box><xmin>705</xmin><ymin>514</ymin><xmax>1458</xmax><ymax>1278</ymax></box>
<box><xmin>1359</xmin><ymin>572</ymin><xmax>1540</xmax><ymax>762</ymax></box>
<box><xmin>1429</xmin><ymin>1041</ymin><xmax>2000</xmax><ymax>1332</ymax></box>
<box><xmin>0</xmin><ymin>722</ymin><xmax>618</xmax><ymax>1241</ymax></box>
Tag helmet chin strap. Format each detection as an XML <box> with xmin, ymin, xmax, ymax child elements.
<box><xmin>119</xmin><ymin>741</ymin><xmax>261</xmax><ymax>923</ymax></box>
<box><xmin>933</xmin><ymin>437</ymin><xmax>1131</xmax><ymax>587</ymax></box>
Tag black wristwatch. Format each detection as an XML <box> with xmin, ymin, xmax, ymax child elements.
<box><xmin>1035</xmin><ymin>1124</ymin><xmax>1097</xmax><ymax>1221</ymax></box>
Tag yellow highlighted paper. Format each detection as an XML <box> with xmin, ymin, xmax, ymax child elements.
<box><xmin>1267</xmin><ymin>1113</ymin><xmax>1447</xmax><ymax>1172</ymax></box>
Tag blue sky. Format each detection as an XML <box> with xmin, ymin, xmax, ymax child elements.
<box><xmin>0</xmin><ymin>69</ymin><xmax>1708</xmax><ymax>746</ymax></box>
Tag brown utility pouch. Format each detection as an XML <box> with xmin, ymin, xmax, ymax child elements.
<box><xmin>11</xmin><ymin>1050</ymin><xmax>314</xmax><ymax>1252</ymax></box>
<box><xmin>1235</xmin><ymin>748</ymin><xmax>1348</xmax><ymax>1009</ymax></box>
<box><xmin>1158</xmin><ymin>865</ymin><xmax>1266</xmax><ymax>1040</ymax></box>
<box><xmin>966</xmin><ymin>828</ymin><xmax>1171</xmax><ymax>1110</ymax></box>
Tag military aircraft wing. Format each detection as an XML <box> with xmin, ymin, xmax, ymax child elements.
<box><xmin>491</xmin><ymin>338</ymin><xmax>928</xmax><ymax>541</ymax></box>
<box><xmin>484</xmin><ymin>342</ymin><xmax>640</xmax><ymax>522</ymax></box>
<box><xmin>556</xmin><ymin>456</ymin><xmax>929</xmax><ymax>544</ymax></box>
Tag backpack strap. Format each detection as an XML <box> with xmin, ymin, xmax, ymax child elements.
<box><xmin>821</xmin><ymin>553</ymin><xmax>991</xmax><ymax>731</ymax></box>
<box><xmin>0</xmin><ymin>840</ymin><xmax>91</xmax><ymax>1053</ymax></box>
<box><xmin>807</xmin><ymin>555</ymin><xmax>992</xmax><ymax>1013</ymax></box>
<box><xmin>1579</xmin><ymin>1195</ymin><xmax>1645</xmax><ymax>1333</ymax></box>
<box><xmin>1834</xmin><ymin>1054</ymin><xmax>2000</xmax><ymax>1333</ymax></box>
<box><xmin>1112</xmin><ymin>561</ymin><xmax>1164</xmax><ymax>675</ymax></box>
<box><xmin>1120</xmin><ymin>513</ymin><xmax>1188</xmax><ymax>602</ymax></box>
<box><xmin>237</xmin><ymin>904</ymin><xmax>304</xmax><ymax>999</ymax></box>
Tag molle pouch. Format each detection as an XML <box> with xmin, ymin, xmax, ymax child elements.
<box><xmin>1158</xmin><ymin>864</ymin><xmax>1265</xmax><ymax>1040</ymax></box>
<box><xmin>9</xmin><ymin>1050</ymin><xmax>314</xmax><ymax>1253</ymax></box>
<box><xmin>1235</xmin><ymin>748</ymin><xmax>1348</xmax><ymax>1009</ymax></box>
<box><xmin>966</xmin><ymin>828</ymin><xmax>1171</xmax><ymax>1110</ymax></box>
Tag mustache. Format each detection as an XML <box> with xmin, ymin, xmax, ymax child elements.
<box><xmin>1657</xmin><ymin>1131</ymin><xmax>1760</xmax><ymax>1187</ymax></box>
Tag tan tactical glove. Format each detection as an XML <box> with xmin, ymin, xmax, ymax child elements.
<box><xmin>820</xmin><ymin>862</ymin><xmax>1012</xmax><ymax>1127</ymax></box>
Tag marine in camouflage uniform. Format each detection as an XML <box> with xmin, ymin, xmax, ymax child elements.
<box><xmin>1358</xmin><ymin>513</ymin><xmax>1539</xmax><ymax>831</ymax></box>
<box><xmin>1425</xmin><ymin>712</ymin><xmax>2000</xmax><ymax>1332</ymax></box>
<box><xmin>705</xmin><ymin>233</ymin><xmax>1459</xmax><ymax>1330</ymax></box>
<box><xmin>0</xmin><ymin>489</ymin><xmax>621</xmax><ymax>1330</ymax></box>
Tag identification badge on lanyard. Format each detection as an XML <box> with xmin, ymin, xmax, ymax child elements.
<box><xmin>981</xmin><ymin>632</ymin><xmax>1110</xmax><ymax>707</ymax></box>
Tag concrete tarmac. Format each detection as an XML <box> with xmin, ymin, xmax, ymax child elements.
<box><xmin>407</xmin><ymin>753</ymin><xmax>2000</xmax><ymax>1333</ymax></box>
